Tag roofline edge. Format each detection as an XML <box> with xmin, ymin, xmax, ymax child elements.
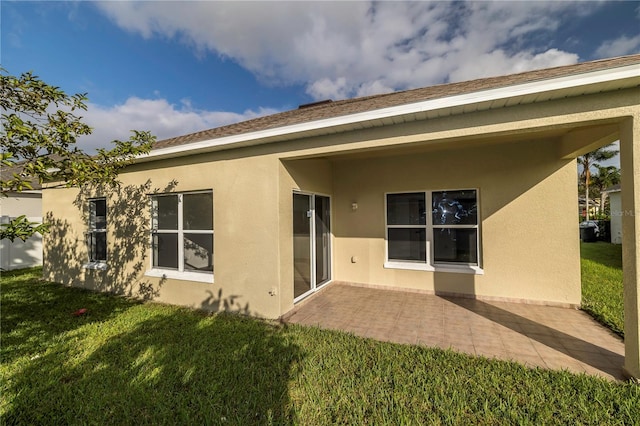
<box><xmin>137</xmin><ymin>63</ymin><xmax>640</xmax><ymax>163</ymax></box>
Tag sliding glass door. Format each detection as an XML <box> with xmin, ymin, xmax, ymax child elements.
<box><xmin>314</xmin><ymin>195</ymin><xmax>331</xmax><ymax>287</ymax></box>
<box><xmin>293</xmin><ymin>192</ymin><xmax>331</xmax><ymax>301</ymax></box>
<box><xmin>293</xmin><ymin>193</ymin><xmax>313</xmax><ymax>299</ymax></box>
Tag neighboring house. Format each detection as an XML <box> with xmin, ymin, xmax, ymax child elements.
<box><xmin>578</xmin><ymin>197</ymin><xmax>600</xmax><ymax>219</ymax></box>
<box><xmin>0</xmin><ymin>164</ymin><xmax>43</xmax><ymax>271</ymax></box>
<box><xmin>603</xmin><ymin>184</ymin><xmax>623</xmax><ymax>244</ymax></box>
<box><xmin>42</xmin><ymin>54</ymin><xmax>640</xmax><ymax>379</ymax></box>
<box><xmin>0</xmin><ymin>192</ymin><xmax>43</xmax><ymax>271</ymax></box>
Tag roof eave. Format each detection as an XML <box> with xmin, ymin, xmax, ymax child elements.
<box><xmin>136</xmin><ymin>63</ymin><xmax>640</xmax><ymax>163</ymax></box>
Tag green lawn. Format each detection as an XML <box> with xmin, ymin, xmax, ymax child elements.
<box><xmin>1</xmin><ymin>267</ymin><xmax>638</xmax><ymax>424</ymax></box>
<box><xmin>580</xmin><ymin>242</ymin><xmax>624</xmax><ymax>336</ymax></box>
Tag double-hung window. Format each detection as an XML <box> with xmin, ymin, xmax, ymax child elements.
<box><xmin>385</xmin><ymin>189</ymin><xmax>480</xmax><ymax>272</ymax></box>
<box><xmin>150</xmin><ymin>191</ymin><xmax>213</xmax><ymax>280</ymax></box>
<box><xmin>386</xmin><ymin>193</ymin><xmax>427</xmax><ymax>262</ymax></box>
<box><xmin>87</xmin><ymin>198</ymin><xmax>107</xmax><ymax>264</ymax></box>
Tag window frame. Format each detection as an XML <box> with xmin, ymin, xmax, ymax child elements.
<box><xmin>85</xmin><ymin>197</ymin><xmax>108</xmax><ymax>270</ymax></box>
<box><xmin>146</xmin><ymin>190</ymin><xmax>214</xmax><ymax>283</ymax></box>
<box><xmin>384</xmin><ymin>189</ymin><xmax>483</xmax><ymax>274</ymax></box>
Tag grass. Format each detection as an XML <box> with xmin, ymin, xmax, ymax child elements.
<box><xmin>2</xmin><ymin>267</ymin><xmax>638</xmax><ymax>424</ymax></box>
<box><xmin>580</xmin><ymin>242</ymin><xmax>624</xmax><ymax>336</ymax></box>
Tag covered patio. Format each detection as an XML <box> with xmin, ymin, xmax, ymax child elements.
<box><xmin>283</xmin><ymin>283</ymin><xmax>626</xmax><ymax>381</ymax></box>
<box><xmin>278</xmin><ymin>60</ymin><xmax>639</xmax><ymax>380</ymax></box>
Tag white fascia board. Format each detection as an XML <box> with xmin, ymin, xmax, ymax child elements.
<box><xmin>2</xmin><ymin>190</ymin><xmax>42</xmax><ymax>196</ymax></box>
<box><xmin>141</xmin><ymin>64</ymin><xmax>640</xmax><ymax>162</ymax></box>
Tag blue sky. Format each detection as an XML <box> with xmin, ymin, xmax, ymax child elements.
<box><xmin>2</xmin><ymin>1</ymin><xmax>639</xmax><ymax>158</ymax></box>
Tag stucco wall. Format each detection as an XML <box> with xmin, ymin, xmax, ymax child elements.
<box><xmin>44</xmin><ymin>154</ymin><xmax>283</xmax><ymax>318</ymax></box>
<box><xmin>278</xmin><ymin>158</ymin><xmax>334</xmax><ymax>313</ymax></box>
<box><xmin>40</xmin><ymin>133</ymin><xmax>595</xmax><ymax>317</ymax></box>
<box><xmin>42</xmin><ymin>87</ymin><xmax>638</xmax><ymax>318</ymax></box>
<box><xmin>328</xmin><ymin>137</ymin><xmax>581</xmax><ymax>305</ymax></box>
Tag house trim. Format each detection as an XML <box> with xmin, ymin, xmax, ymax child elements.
<box><xmin>139</xmin><ymin>64</ymin><xmax>639</xmax><ymax>162</ymax></box>
<box><xmin>383</xmin><ymin>261</ymin><xmax>484</xmax><ymax>275</ymax></box>
<box><xmin>144</xmin><ymin>268</ymin><xmax>214</xmax><ymax>284</ymax></box>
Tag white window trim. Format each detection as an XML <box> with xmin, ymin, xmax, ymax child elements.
<box><xmin>84</xmin><ymin>262</ymin><xmax>108</xmax><ymax>271</ymax></box>
<box><xmin>383</xmin><ymin>261</ymin><xmax>484</xmax><ymax>275</ymax></box>
<box><xmin>145</xmin><ymin>268</ymin><xmax>213</xmax><ymax>283</ymax></box>
<box><xmin>384</xmin><ymin>189</ymin><xmax>483</xmax><ymax>275</ymax></box>
<box><xmin>84</xmin><ymin>197</ymin><xmax>108</xmax><ymax>270</ymax></box>
<box><xmin>146</xmin><ymin>191</ymin><xmax>214</xmax><ymax>283</ymax></box>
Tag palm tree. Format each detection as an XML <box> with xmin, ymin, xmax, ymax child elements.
<box><xmin>577</xmin><ymin>143</ymin><xmax>618</xmax><ymax>220</ymax></box>
<box><xmin>592</xmin><ymin>165</ymin><xmax>621</xmax><ymax>216</ymax></box>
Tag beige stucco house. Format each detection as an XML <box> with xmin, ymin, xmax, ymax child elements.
<box><xmin>43</xmin><ymin>54</ymin><xmax>640</xmax><ymax>378</ymax></box>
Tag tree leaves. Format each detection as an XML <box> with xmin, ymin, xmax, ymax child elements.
<box><xmin>0</xmin><ymin>215</ymin><xmax>49</xmax><ymax>242</ymax></box>
<box><xmin>577</xmin><ymin>144</ymin><xmax>620</xmax><ymax>220</ymax></box>
<box><xmin>1</xmin><ymin>69</ymin><xmax>156</xmax><ymax>241</ymax></box>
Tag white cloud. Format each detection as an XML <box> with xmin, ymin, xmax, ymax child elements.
<box><xmin>595</xmin><ymin>35</ymin><xmax>640</xmax><ymax>58</ymax></box>
<box><xmin>95</xmin><ymin>1</ymin><xmax>594</xmax><ymax>100</ymax></box>
<box><xmin>448</xmin><ymin>49</ymin><xmax>579</xmax><ymax>82</ymax></box>
<box><xmin>77</xmin><ymin>97</ymin><xmax>279</xmax><ymax>153</ymax></box>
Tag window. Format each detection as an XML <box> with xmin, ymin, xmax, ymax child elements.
<box><xmin>87</xmin><ymin>198</ymin><xmax>107</xmax><ymax>263</ymax></box>
<box><xmin>386</xmin><ymin>193</ymin><xmax>427</xmax><ymax>262</ymax></box>
<box><xmin>151</xmin><ymin>191</ymin><xmax>213</xmax><ymax>276</ymax></box>
<box><xmin>385</xmin><ymin>190</ymin><xmax>480</xmax><ymax>270</ymax></box>
<box><xmin>432</xmin><ymin>190</ymin><xmax>478</xmax><ymax>264</ymax></box>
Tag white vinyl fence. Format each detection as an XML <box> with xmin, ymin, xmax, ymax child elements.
<box><xmin>0</xmin><ymin>215</ymin><xmax>43</xmax><ymax>271</ymax></box>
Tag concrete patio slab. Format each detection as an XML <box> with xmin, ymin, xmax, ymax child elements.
<box><xmin>283</xmin><ymin>283</ymin><xmax>626</xmax><ymax>381</ymax></box>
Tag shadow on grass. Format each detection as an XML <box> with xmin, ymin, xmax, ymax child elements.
<box><xmin>444</xmin><ymin>297</ymin><xmax>625</xmax><ymax>380</ymax></box>
<box><xmin>0</xmin><ymin>271</ymin><xmax>141</xmax><ymax>365</ymax></box>
<box><xmin>2</xmin><ymin>304</ymin><xmax>300</xmax><ymax>424</ymax></box>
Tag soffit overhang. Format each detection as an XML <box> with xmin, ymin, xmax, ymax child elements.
<box><xmin>136</xmin><ymin>64</ymin><xmax>640</xmax><ymax>164</ymax></box>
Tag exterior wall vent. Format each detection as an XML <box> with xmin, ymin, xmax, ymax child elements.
<box><xmin>298</xmin><ymin>99</ymin><xmax>333</xmax><ymax>109</ymax></box>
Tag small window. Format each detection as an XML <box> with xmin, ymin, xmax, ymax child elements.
<box><xmin>151</xmin><ymin>191</ymin><xmax>213</xmax><ymax>275</ymax></box>
<box><xmin>88</xmin><ymin>198</ymin><xmax>107</xmax><ymax>262</ymax></box>
<box><xmin>386</xmin><ymin>190</ymin><xmax>480</xmax><ymax>268</ymax></box>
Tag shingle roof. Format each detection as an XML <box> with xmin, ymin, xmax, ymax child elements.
<box><xmin>154</xmin><ymin>54</ymin><xmax>640</xmax><ymax>151</ymax></box>
<box><xmin>0</xmin><ymin>162</ymin><xmax>42</xmax><ymax>191</ymax></box>
<box><xmin>603</xmin><ymin>183</ymin><xmax>621</xmax><ymax>193</ymax></box>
